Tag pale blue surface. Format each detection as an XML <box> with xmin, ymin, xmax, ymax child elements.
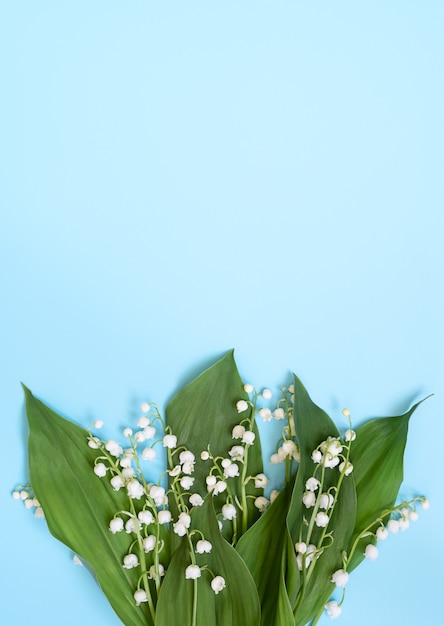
<box><xmin>1</xmin><ymin>1</ymin><xmax>442</xmax><ymax>624</ymax></box>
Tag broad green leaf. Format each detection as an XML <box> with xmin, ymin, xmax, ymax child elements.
<box><xmin>165</xmin><ymin>351</ymin><xmax>263</xmax><ymax>541</ymax></box>
<box><xmin>236</xmin><ymin>478</ymin><xmax>297</xmax><ymax>626</ymax></box>
<box><xmin>347</xmin><ymin>400</ymin><xmax>425</xmax><ymax>571</ymax></box>
<box><xmin>155</xmin><ymin>498</ymin><xmax>261</xmax><ymax>626</ymax></box>
<box><xmin>24</xmin><ymin>386</ymin><xmax>151</xmax><ymax>626</ymax></box>
<box><xmin>288</xmin><ymin>375</ymin><xmax>357</xmax><ymax>626</ymax></box>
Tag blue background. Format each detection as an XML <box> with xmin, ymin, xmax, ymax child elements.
<box><xmin>1</xmin><ymin>1</ymin><xmax>442</xmax><ymax>624</ymax></box>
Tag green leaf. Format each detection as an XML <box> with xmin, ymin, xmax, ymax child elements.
<box><xmin>236</xmin><ymin>478</ymin><xmax>297</xmax><ymax>626</ymax></box>
<box><xmin>24</xmin><ymin>386</ymin><xmax>151</xmax><ymax>626</ymax></box>
<box><xmin>288</xmin><ymin>375</ymin><xmax>357</xmax><ymax>626</ymax></box>
<box><xmin>347</xmin><ymin>399</ymin><xmax>425</xmax><ymax>571</ymax></box>
<box><xmin>165</xmin><ymin>351</ymin><xmax>263</xmax><ymax>541</ymax></box>
<box><xmin>155</xmin><ymin>498</ymin><xmax>261</xmax><ymax>626</ymax></box>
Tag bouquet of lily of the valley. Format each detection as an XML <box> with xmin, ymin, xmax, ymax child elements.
<box><xmin>14</xmin><ymin>351</ymin><xmax>429</xmax><ymax>625</ymax></box>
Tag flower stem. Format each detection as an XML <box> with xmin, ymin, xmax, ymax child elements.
<box><xmin>128</xmin><ymin>498</ymin><xmax>156</xmax><ymax>622</ymax></box>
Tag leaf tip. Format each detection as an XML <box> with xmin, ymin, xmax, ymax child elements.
<box><xmin>21</xmin><ymin>382</ymin><xmax>32</xmax><ymax>397</ymax></box>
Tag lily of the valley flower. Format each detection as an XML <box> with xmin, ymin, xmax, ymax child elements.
<box><xmin>178</xmin><ymin>512</ymin><xmax>191</xmax><ymax>528</ymax></box>
<box><xmin>236</xmin><ymin>400</ymin><xmax>249</xmax><ymax>413</ymax></box>
<box><xmin>399</xmin><ymin>517</ymin><xmax>410</xmax><ymax>531</ymax></box>
<box><xmin>302</xmin><ymin>491</ymin><xmax>316</xmax><ymax>508</ymax></box>
<box><xmin>119</xmin><ymin>455</ymin><xmax>133</xmax><ymax>469</ymax></box>
<box><xmin>344</xmin><ymin>429</ymin><xmax>356</xmax><ymax>442</ymax></box>
<box><xmin>273</xmin><ymin>407</ymin><xmax>285</xmax><ymax>420</ymax></box>
<box><xmin>206</xmin><ymin>475</ymin><xmax>217</xmax><ymax>491</ymax></box>
<box><xmin>331</xmin><ymin>569</ymin><xmax>349</xmax><ymax>588</ymax></box>
<box><xmin>125</xmin><ymin>518</ymin><xmax>140</xmax><ymax>534</ymax></box>
<box><xmin>254</xmin><ymin>473</ymin><xmax>269</xmax><ymax>488</ymax></box>
<box><xmin>163</xmin><ymin>434</ymin><xmax>177</xmax><ymax>449</ymax></box>
<box><xmin>123</xmin><ymin>553</ymin><xmax>139</xmax><ymax>569</ymax></box>
<box><xmin>158</xmin><ymin>510</ymin><xmax>172</xmax><ymax>524</ymax></box>
<box><xmin>305</xmin><ymin>477</ymin><xmax>320</xmax><ymax>491</ymax></box>
<box><xmin>296</xmin><ymin>543</ymin><xmax>317</xmax><ymax>570</ymax></box>
<box><xmin>319</xmin><ymin>437</ymin><xmax>343</xmax><ymax>468</ymax></box>
<box><xmin>223</xmin><ymin>462</ymin><xmax>240</xmax><ymax>478</ymax></box>
<box><xmin>105</xmin><ymin>440</ymin><xmax>123</xmax><ymax>457</ymax></box>
<box><xmin>311</xmin><ymin>449</ymin><xmax>322</xmax><ymax>463</ymax></box>
<box><xmin>229</xmin><ymin>445</ymin><xmax>245</xmax><ymax>460</ymax></box>
<box><xmin>376</xmin><ymin>526</ymin><xmax>389</xmax><ymax>540</ymax></box>
<box><xmin>339</xmin><ymin>460</ymin><xmax>354</xmax><ymax>476</ymax></box>
<box><xmin>232</xmin><ymin>424</ymin><xmax>245</xmax><ymax>439</ymax></box>
<box><xmin>189</xmin><ymin>493</ymin><xmax>204</xmax><ymax>507</ymax></box>
<box><xmin>121</xmin><ymin>467</ymin><xmax>135</xmax><ymax>480</ymax></box>
<box><xmin>258</xmin><ymin>408</ymin><xmax>272</xmax><ymax>421</ymax></box>
<box><xmin>179</xmin><ymin>474</ymin><xmax>194</xmax><ymax>490</ymax></box>
<box><xmin>211</xmin><ymin>576</ymin><xmax>226</xmax><ymax>594</ymax></box>
<box><xmin>180</xmin><ymin>460</ymin><xmax>193</xmax><ymax>474</ymax></box>
<box><xmin>221</xmin><ymin>503</ymin><xmax>237</xmax><ymax>520</ymax></box>
<box><xmin>94</xmin><ymin>463</ymin><xmax>107</xmax><ymax>478</ymax></box>
<box><xmin>213</xmin><ymin>480</ymin><xmax>227</xmax><ymax>495</ymax></box>
<box><xmin>281</xmin><ymin>440</ymin><xmax>298</xmax><ymax>457</ymax></box>
<box><xmin>109</xmin><ymin>517</ymin><xmax>124</xmax><ymax>533</ymax></box>
<box><xmin>134</xmin><ymin>589</ymin><xmax>147</xmax><ymax>606</ymax></box>
<box><xmin>149</xmin><ymin>485</ymin><xmax>166</xmax><ymax>506</ymax></box>
<box><xmin>195</xmin><ymin>539</ymin><xmax>212</xmax><ymax>554</ymax></box>
<box><xmin>388</xmin><ymin>519</ymin><xmax>400</xmax><ymax>534</ymax></box>
<box><xmin>139</xmin><ymin>426</ymin><xmax>156</xmax><ymax>441</ymax></box>
<box><xmin>242</xmin><ymin>430</ymin><xmax>255</xmax><ymax>445</ymax></box>
<box><xmin>185</xmin><ymin>564</ymin><xmax>201</xmax><ymax>579</ymax></box>
<box><xmin>126</xmin><ymin>478</ymin><xmax>144</xmax><ymax>499</ymax></box>
<box><xmin>179</xmin><ymin>450</ymin><xmax>195</xmax><ymax>465</ymax></box>
<box><xmin>169</xmin><ymin>464</ymin><xmax>181</xmax><ymax>477</ymax></box>
<box><xmin>319</xmin><ymin>493</ymin><xmax>334</xmax><ymax>510</ymax></box>
<box><xmin>138</xmin><ymin>510</ymin><xmax>155</xmax><ymax>525</ymax></box>
<box><xmin>364</xmin><ymin>544</ymin><xmax>379</xmax><ymax>560</ymax></box>
<box><xmin>270</xmin><ymin>446</ymin><xmax>287</xmax><ymax>464</ymax></box>
<box><xmin>174</xmin><ymin>512</ymin><xmax>191</xmax><ymax>536</ymax></box>
<box><xmin>148</xmin><ymin>564</ymin><xmax>165</xmax><ymax>579</ymax></box>
<box><xmin>141</xmin><ymin>447</ymin><xmax>156</xmax><ymax>461</ymax></box>
<box><xmin>254</xmin><ymin>496</ymin><xmax>269</xmax><ymax>512</ymax></box>
<box><xmin>143</xmin><ymin>535</ymin><xmax>157</xmax><ymax>552</ymax></box>
<box><xmin>315</xmin><ymin>512</ymin><xmax>329</xmax><ymax>527</ymax></box>
<box><xmin>325</xmin><ymin>600</ymin><xmax>342</xmax><ymax>619</ymax></box>
<box><xmin>137</xmin><ymin>415</ymin><xmax>150</xmax><ymax>428</ymax></box>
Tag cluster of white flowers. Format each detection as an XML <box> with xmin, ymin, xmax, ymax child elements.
<box><xmin>161</xmin><ymin>437</ymin><xmax>227</xmax><ymax>597</ymax></box>
<box><xmin>294</xmin><ymin>423</ymin><xmax>359</xmax><ymax>609</ymax></box>
<box><xmin>325</xmin><ymin>600</ymin><xmax>342</xmax><ymax>619</ymax></box>
<box><xmin>12</xmin><ymin>484</ymin><xmax>44</xmax><ymax>518</ymax></box>
<box><xmin>362</xmin><ymin>496</ymin><xmax>429</xmax><ymax>561</ymax></box>
<box><xmin>311</xmin><ymin>435</ymin><xmax>354</xmax><ymax>475</ymax></box>
<box><xmin>86</xmin><ymin>403</ymin><xmax>172</xmax><ymax>608</ymax></box>
<box><xmin>270</xmin><ymin>439</ymin><xmax>300</xmax><ymax>464</ymax></box>
<box><xmin>204</xmin><ymin>408</ymin><xmax>272</xmax><ymax>524</ymax></box>
<box><xmin>14</xmin><ymin>384</ymin><xmax>431</xmax><ymax>624</ymax></box>
<box><xmin>322</xmin><ymin>495</ymin><xmax>429</xmax><ymax>619</ymax></box>
<box><xmin>295</xmin><ymin>541</ymin><xmax>319</xmax><ymax>571</ymax></box>
<box><xmin>248</xmin><ymin>383</ymin><xmax>298</xmax><ymax>467</ymax></box>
